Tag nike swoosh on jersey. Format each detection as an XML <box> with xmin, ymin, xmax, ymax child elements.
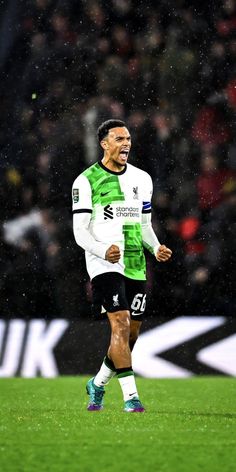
<box><xmin>131</xmin><ymin>312</ymin><xmax>143</xmax><ymax>316</ymax></box>
<box><xmin>101</xmin><ymin>191</ymin><xmax>110</xmax><ymax>196</ymax></box>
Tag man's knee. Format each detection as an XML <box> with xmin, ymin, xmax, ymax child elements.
<box><xmin>108</xmin><ymin>310</ymin><xmax>130</xmax><ymax>337</ymax></box>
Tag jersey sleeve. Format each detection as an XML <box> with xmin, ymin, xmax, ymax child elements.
<box><xmin>72</xmin><ymin>174</ymin><xmax>92</xmax><ymax>214</ymax></box>
<box><xmin>72</xmin><ymin>174</ymin><xmax>110</xmax><ymax>259</ymax></box>
<box><xmin>73</xmin><ymin>213</ymin><xmax>110</xmax><ymax>259</ymax></box>
<box><xmin>141</xmin><ymin>172</ymin><xmax>153</xmax><ymax>214</ymax></box>
<box><xmin>142</xmin><ymin>213</ymin><xmax>160</xmax><ymax>256</ymax></box>
<box><xmin>141</xmin><ymin>172</ymin><xmax>160</xmax><ymax>256</ymax></box>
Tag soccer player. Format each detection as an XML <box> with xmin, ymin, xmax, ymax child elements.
<box><xmin>72</xmin><ymin>119</ymin><xmax>172</xmax><ymax>412</ymax></box>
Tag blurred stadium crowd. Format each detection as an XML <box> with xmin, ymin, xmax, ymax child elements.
<box><xmin>0</xmin><ymin>0</ymin><xmax>236</xmax><ymax>318</ymax></box>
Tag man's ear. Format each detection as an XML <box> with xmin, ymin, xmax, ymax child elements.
<box><xmin>100</xmin><ymin>139</ymin><xmax>109</xmax><ymax>151</ymax></box>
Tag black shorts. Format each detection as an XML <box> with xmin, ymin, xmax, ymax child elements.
<box><xmin>92</xmin><ymin>272</ymin><xmax>146</xmax><ymax>321</ymax></box>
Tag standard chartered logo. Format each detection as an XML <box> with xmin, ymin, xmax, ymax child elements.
<box><xmin>104</xmin><ymin>204</ymin><xmax>114</xmax><ymax>219</ymax></box>
<box><xmin>104</xmin><ymin>205</ymin><xmax>139</xmax><ymax>219</ymax></box>
<box><xmin>116</xmin><ymin>206</ymin><xmax>139</xmax><ymax>217</ymax></box>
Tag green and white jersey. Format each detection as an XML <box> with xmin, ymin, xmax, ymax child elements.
<box><xmin>72</xmin><ymin>161</ymin><xmax>156</xmax><ymax>281</ymax></box>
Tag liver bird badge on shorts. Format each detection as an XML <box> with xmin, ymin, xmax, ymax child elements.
<box><xmin>113</xmin><ymin>294</ymin><xmax>119</xmax><ymax>307</ymax></box>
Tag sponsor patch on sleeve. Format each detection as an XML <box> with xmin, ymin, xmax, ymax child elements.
<box><xmin>73</xmin><ymin>188</ymin><xmax>79</xmax><ymax>203</ymax></box>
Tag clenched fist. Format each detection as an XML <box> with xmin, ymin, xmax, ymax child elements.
<box><xmin>105</xmin><ymin>244</ymin><xmax>121</xmax><ymax>264</ymax></box>
<box><xmin>156</xmin><ymin>244</ymin><xmax>172</xmax><ymax>262</ymax></box>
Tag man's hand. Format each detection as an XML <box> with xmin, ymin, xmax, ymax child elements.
<box><xmin>105</xmin><ymin>244</ymin><xmax>121</xmax><ymax>263</ymax></box>
<box><xmin>156</xmin><ymin>244</ymin><xmax>172</xmax><ymax>262</ymax></box>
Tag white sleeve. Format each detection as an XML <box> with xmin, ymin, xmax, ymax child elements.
<box><xmin>73</xmin><ymin>213</ymin><xmax>110</xmax><ymax>259</ymax></box>
<box><xmin>72</xmin><ymin>174</ymin><xmax>92</xmax><ymax>213</ymax></box>
<box><xmin>142</xmin><ymin>213</ymin><xmax>160</xmax><ymax>256</ymax></box>
<box><xmin>72</xmin><ymin>174</ymin><xmax>110</xmax><ymax>259</ymax></box>
<box><xmin>141</xmin><ymin>172</ymin><xmax>160</xmax><ymax>256</ymax></box>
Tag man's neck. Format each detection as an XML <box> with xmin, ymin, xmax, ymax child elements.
<box><xmin>101</xmin><ymin>157</ymin><xmax>125</xmax><ymax>173</ymax></box>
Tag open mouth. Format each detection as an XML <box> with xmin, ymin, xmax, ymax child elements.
<box><xmin>119</xmin><ymin>150</ymin><xmax>129</xmax><ymax>158</ymax></box>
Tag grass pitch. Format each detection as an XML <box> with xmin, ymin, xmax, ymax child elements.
<box><xmin>0</xmin><ymin>377</ymin><xmax>235</xmax><ymax>472</ymax></box>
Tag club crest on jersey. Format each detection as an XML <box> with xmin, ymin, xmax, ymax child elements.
<box><xmin>73</xmin><ymin>188</ymin><xmax>79</xmax><ymax>203</ymax></box>
<box><xmin>133</xmin><ymin>186</ymin><xmax>138</xmax><ymax>199</ymax></box>
<box><xmin>113</xmin><ymin>294</ymin><xmax>119</xmax><ymax>307</ymax></box>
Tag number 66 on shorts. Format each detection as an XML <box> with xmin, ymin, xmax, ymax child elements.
<box><xmin>131</xmin><ymin>293</ymin><xmax>146</xmax><ymax>316</ymax></box>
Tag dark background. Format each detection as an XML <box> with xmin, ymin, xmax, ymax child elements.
<box><xmin>0</xmin><ymin>0</ymin><xmax>236</xmax><ymax>320</ymax></box>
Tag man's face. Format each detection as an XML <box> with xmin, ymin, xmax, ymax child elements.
<box><xmin>101</xmin><ymin>127</ymin><xmax>131</xmax><ymax>167</ymax></box>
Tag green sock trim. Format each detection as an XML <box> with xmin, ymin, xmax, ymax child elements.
<box><xmin>104</xmin><ymin>355</ymin><xmax>116</xmax><ymax>372</ymax></box>
<box><xmin>116</xmin><ymin>370</ymin><xmax>134</xmax><ymax>379</ymax></box>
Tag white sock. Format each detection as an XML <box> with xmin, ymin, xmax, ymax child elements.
<box><xmin>93</xmin><ymin>360</ymin><xmax>116</xmax><ymax>387</ymax></box>
<box><xmin>118</xmin><ymin>373</ymin><xmax>139</xmax><ymax>402</ymax></box>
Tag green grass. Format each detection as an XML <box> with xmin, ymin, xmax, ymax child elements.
<box><xmin>0</xmin><ymin>377</ymin><xmax>236</xmax><ymax>472</ymax></box>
